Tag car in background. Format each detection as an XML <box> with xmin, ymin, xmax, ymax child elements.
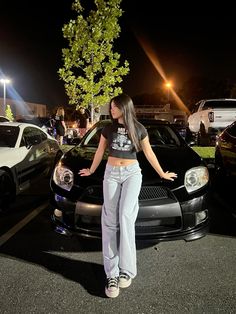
<box><xmin>0</xmin><ymin>122</ymin><xmax>63</xmax><ymax>211</ymax></box>
<box><xmin>16</xmin><ymin>117</ymin><xmax>56</xmax><ymax>137</ymax></box>
<box><xmin>50</xmin><ymin>119</ymin><xmax>210</xmax><ymax>242</ymax></box>
<box><xmin>187</xmin><ymin>98</ymin><xmax>236</xmax><ymax>145</ymax></box>
<box><xmin>0</xmin><ymin>116</ymin><xmax>10</xmax><ymax>122</ymax></box>
<box><xmin>215</xmin><ymin>121</ymin><xmax>236</xmax><ymax>177</ymax></box>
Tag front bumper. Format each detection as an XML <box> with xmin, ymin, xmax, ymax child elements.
<box><xmin>51</xmin><ymin>189</ymin><xmax>209</xmax><ymax>242</ymax></box>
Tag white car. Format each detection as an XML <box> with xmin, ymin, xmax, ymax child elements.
<box><xmin>187</xmin><ymin>98</ymin><xmax>236</xmax><ymax>145</ymax></box>
<box><xmin>0</xmin><ymin>122</ymin><xmax>63</xmax><ymax>211</ymax></box>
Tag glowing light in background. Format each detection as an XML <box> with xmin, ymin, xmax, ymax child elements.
<box><xmin>0</xmin><ymin>78</ymin><xmax>11</xmax><ymax>111</ymax></box>
<box><xmin>0</xmin><ymin>69</ymin><xmax>34</xmax><ymax>117</ymax></box>
<box><xmin>134</xmin><ymin>35</ymin><xmax>190</xmax><ymax>114</ymax></box>
<box><xmin>165</xmin><ymin>81</ymin><xmax>172</xmax><ymax>103</ymax></box>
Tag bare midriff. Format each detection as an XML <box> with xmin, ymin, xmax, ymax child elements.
<box><xmin>107</xmin><ymin>156</ymin><xmax>137</xmax><ymax>166</ymax></box>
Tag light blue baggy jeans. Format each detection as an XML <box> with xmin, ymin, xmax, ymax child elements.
<box><xmin>102</xmin><ymin>162</ymin><xmax>142</xmax><ymax>279</ymax></box>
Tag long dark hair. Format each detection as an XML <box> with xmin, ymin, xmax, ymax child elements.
<box><xmin>109</xmin><ymin>94</ymin><xmax>142</xmax><ymax>151</ymax></box>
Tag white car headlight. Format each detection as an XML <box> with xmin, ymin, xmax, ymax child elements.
<box><xmin>53</xmin><ymin>163</ymin><xmax>74</xmax><ymax>191</ymax></box>
<box><xmin>184</xmin><ymin>166</ymin><xmax>209</xmax><ymax>193</ymax></box>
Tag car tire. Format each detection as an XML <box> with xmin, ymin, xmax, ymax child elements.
<box><xmin>0</xmin><ymin>170</ymin><xmax>15</xmax><ymax>212</ymax></box>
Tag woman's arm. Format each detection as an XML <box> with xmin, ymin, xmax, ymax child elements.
<box><xmin>141</xmin><ymin>136</ymin><xmax>177</xmax><ymax>181</ymax></box>
<box><xmin>79</xmin><ymin>134</ymin><xmax>107</xmax><ymax>176</ymax></box>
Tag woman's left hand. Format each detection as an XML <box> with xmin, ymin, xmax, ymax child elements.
<box><xmin>162</xmin><ymin>171</ymin><xmax>177</xmax><ymax>181</ymax></box>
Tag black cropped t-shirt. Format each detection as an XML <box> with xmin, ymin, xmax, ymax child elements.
<box><xmin>101</xmin><ymin>121</ymin><xmax>148</xmax><ymax>159</ymax></box>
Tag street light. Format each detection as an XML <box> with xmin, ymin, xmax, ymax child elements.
<box><xmin>164</xmin><ymin>81</ymin><xmax>172</xmax><ymax>103</ymax></box>
<box><xmin>0</xmin><ymin>78</ymin><xmax>11</xmax><ymax>112</ymax></box>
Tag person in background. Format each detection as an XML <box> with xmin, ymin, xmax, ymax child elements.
<box><xmin>93</xmin><ymin>107</ymin><xmax>101</xmax><ymax>124</ymax></box>
<box><xmin>55</xmin><ymin>106</ymin><xmax>67</xmax><ymax>145</ymax></box>
<box><xmin>79</xmin><ymin>93</ymin><xmax>177</xmax><ymax>298</ymax></box>
<box><xmin>77</xmin><ymin>107</ymin><xmax>89</xmax><ymax>138</ymax></box>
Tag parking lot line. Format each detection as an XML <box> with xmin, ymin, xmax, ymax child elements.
<box><xmin>0</xmin><ymin>201</ymin><xmax>49</xmax><ymax>247</ymax></box>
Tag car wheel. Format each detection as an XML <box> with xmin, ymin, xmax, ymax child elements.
<box><xmin>0</xmin><ymin>170</ymin><xmax>15</xmax><ymax>212</ymax></box>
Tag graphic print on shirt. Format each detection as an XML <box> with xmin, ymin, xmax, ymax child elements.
<box><xmin>112</xmin><ymin>127</ymin><xmax>132</xmax><ymax>151</ymax></box>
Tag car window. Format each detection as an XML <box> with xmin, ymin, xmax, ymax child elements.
<box><xmin>0</xmin><ymin>125</ymin><xmax>20</xmax><ymax>147</ymax></box>
<box><xmin>191</xmin><ymin>102</ymin><xmax>201</xmax><ymax>113</ymax></box>
<box><xmin>82</xmin><ymin>126</ymin><xmax>102</xmax><ymax>146</ymax></box>
<box><xmin>21</xmin><ymin>127</ymin><xmax>47</xmax><ymax>147</ymax></box>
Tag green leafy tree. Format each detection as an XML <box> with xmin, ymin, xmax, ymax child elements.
<box><xmin>5</xmin><ymin>104</ymin><xmax>14</xmax><ymax>121</ymax></box>
<box><xmin>58</xmin><ymin>0</ymin><xmax>129</xmax><ymax>121</ymax></box>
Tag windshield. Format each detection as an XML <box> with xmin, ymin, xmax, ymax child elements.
<box><xmin>0</xmin><ymin>126</ymin><xmax>20</xmax><ymax>147</ymax></box>
<box><xmin>146</xmin><ymin>125</ymin><xmax>181</xmax><ymax>146</ymax></box>
<box><xmin>81</xmin><ymin>123</ymin><xmax>181</xmax><ymax>147</ymax></box>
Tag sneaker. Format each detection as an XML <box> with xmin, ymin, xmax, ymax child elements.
<box><xmin>119</xmin><ymin>272</ymin><xmax>132</xmax><ymax>288</ymax></box>
<box><xmin>105</xmin><ymin>277</ymin><xmax>119</xmax><ymax>298</ymax></box>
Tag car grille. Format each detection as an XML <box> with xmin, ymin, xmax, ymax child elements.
<box><xmin>80</xmin><ymin>185</ymin><xmax>171</xmax><ymax>202</ymax></box>
<box><xmin>139</xmin><ymin>186</ymin><xmax>168</xmax><ymax>200</ymax></box>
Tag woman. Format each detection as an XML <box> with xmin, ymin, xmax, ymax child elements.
<box><xmin>79</xmin><ymin>94</ymin><xmax>177</xmax><ymax>298</ymax></box>
<box><xmin>55</xmin><ymin>107</ymin><xmax>67</xmax><ymax>145</ymax></box>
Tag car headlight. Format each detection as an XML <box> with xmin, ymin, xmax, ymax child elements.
<box><xmin>53</xmin><ymin>163</ymin><xmax>74</xmax><ymax>191</ymax></box>
<box><xmin>184</xmin><ymin>166</ymin><xmax>209</xmax><ymax>193</ymax></box>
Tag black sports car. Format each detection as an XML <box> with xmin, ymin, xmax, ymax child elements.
<box><xmin>50</xmin><ymin>119</ymin><xmax>210</xmax><ymax>242</ymax></box>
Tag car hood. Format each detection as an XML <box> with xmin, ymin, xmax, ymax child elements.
<box><xmin>60</xmin><ymin>144</ymin><xmax>205</xmax><ymax>189</ymax></box>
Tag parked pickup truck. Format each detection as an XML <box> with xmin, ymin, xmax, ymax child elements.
<box><xmin>187</xmin><ymin>98</ymin><xmax>236</xmax><ymax>145</ymax></box>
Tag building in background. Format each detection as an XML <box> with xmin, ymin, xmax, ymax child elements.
<box><xmin>135</xmin><ymin>103</ymin><xmax>187</xmax><ymax>124</ymax></box>
<box><xmin>0</xmin><ymin>97</ymin><xmax>47</xmax><ymax>119</ymax></box>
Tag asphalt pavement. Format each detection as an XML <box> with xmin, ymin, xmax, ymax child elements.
<box><xmin>0</xmin><ymin>173</ymin><xmax>235</xmax><ymax>313</ymax></box>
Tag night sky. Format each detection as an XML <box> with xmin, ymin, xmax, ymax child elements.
<box><xmin>0</xmin><ymin>1</ymin><xmax>236</xmax><ymax>108</ymax></box>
